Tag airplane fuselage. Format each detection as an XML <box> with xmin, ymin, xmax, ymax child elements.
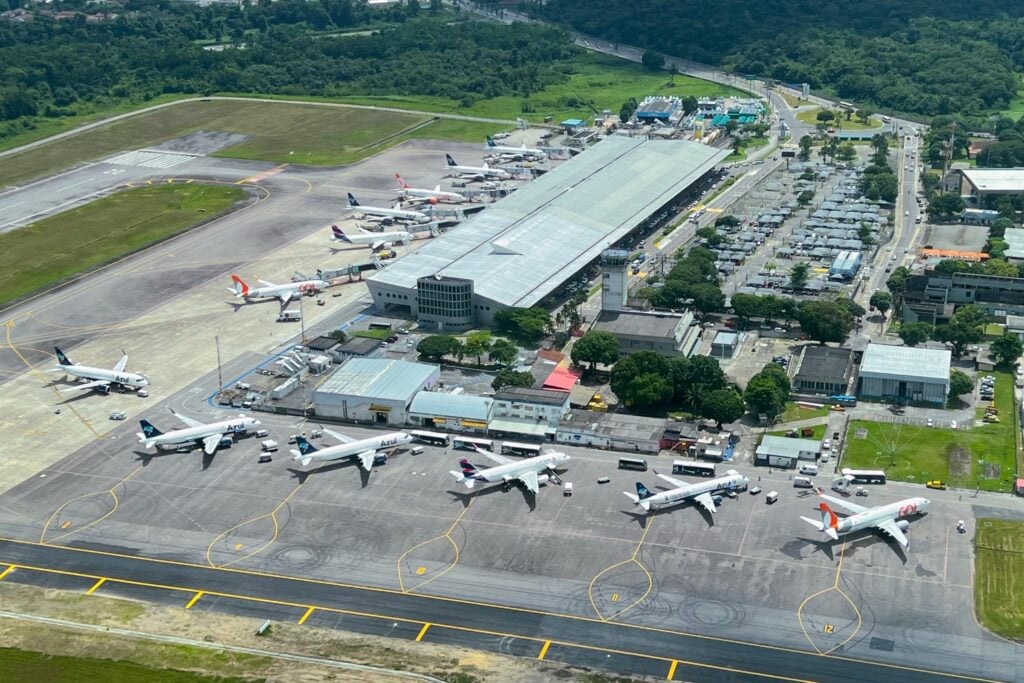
<box><xmin>466</xmin><ymin>452</ymin><xmax>564</xmax><ymax>485</ymax></box>
<box><xmin>141</xmin><ymin>417</ymin><xmax>259</xmax><ymax>449</ymax></box>
<box><xmin>487</xmin><ymin>144</ymin><xmax>545</xmax><ymax>158</ymax></box>
<box><xmin>834</xmin><ymin>497</ymin><xmax>929</xmax><ymax>535</ymax></box>
<box><xmin>242</xmin><ymin>280</ymin><xmax>328</xmax><ymax>301</ymax></box>
<box><xmin>400</xmin><ymin>187</ymin><xmax>467</xmax><ymax>203</ymax></box>
<box><xmin>642</xmin><ymin>473</ymin><xmax>748</xmax><ymax>511</ymax></box>
<box><xmin>57</xmin><ymin>364</ymin><xmax>148</xmax><ymax>389</ymax></box>
<box><xmin>301</xmin><ymin>432</ymin><xmax>413</xmax><ymax>464</ymax></box>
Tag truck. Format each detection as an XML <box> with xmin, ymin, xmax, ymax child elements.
<box><xmin>278</xmin><ymin>310</ymin><xmax>301</xmax><ymax>322</ymax></box>
<box><xmin>261</xmin><ymin>440</ymin><xmax>278</xmax><ymax>452</ymax></box>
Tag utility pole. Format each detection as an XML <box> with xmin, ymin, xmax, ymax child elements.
<box><xmin>215</xmin><ymin>335</ymin><xmax>223</xmax><ymax>392</ymax></box>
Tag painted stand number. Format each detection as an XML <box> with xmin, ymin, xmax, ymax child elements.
<box><xmin>823</xmin><ymin>624</ymin><xmax>834</xmax><ymax>634</ymax></box>
<box><xmin>415</xmin><ymin>567</ymin><xmax>426</xmax><ymax>575</ymax></box>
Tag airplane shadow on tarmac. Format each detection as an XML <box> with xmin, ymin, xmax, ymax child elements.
<box><xmin>446</xmin><ymin>483</ymin><xmax>538</xmax><ymax>512</ymax></box>
<box><xmin>287</xmin><ymin>459</ymin><xmax>372</xmax><ymax>488</ymax></box>
<box><xmin>792</xmin><ymin>528</ymin><xmax>910</xmax><ymax>565</ymax></box>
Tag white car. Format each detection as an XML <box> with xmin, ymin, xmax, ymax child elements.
<box><xmin>927</xmin><ymin>418</ymin><xmax>934</xmax><ymax>428</ymax></box>
<box><xmin>950</xmin><ymin>420</ymin><xmax>958</xmax><ymax>430</ymax></box>
<box><xmin>822</xmin><ymin>438</ymin><xmax>832</xmax><ymax>451</ymax></box>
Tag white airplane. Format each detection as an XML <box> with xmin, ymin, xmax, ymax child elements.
<box><xmin>449</xmin><ymin>446</ymin><xmax>570</xmax><ymax>495</ymax></box>
<box><xmin>486</xmin><ymin>136</ymin><xmax>546</xmax><ymax>160</ymax></box>
<box><xmin>623</xmin><ymin>469</ymin><xmax>749</xmax><ymax>514</ymax></box>
<box><xmin>49</xmin><ymin>347</ymin><xmax>150</xmax><ymax>394</ymax></box>
<box><xmin>800</xmin><ymin>492</ymin><xmax>930</xmax><ymax>549</ymax></box>
<box><xmin>136</xmin><ymin>409</ymin><xmax>261</xmax><ymax>455</ymax></box>
<box><xmin>346</xmin><ymin>193</ymin><xmax>430</xmax><ymax>224</ymax></box>
<box><xmin>229</xmin><ymin>274</ymin><xmax>329</xmax><ymax>306</ymax></box>
<box><xmin>290</xmin><ymin>429</ymin><xmax>412</xmax><ymax>469</ymax></box>
<box><xmin>330</xmin><ymin>224</ymin><xmax>412</xmax><ymax>251</ymax></box>
<box><xmin>394</xmin><ymin>173</ymin><xmax>467</xmax><ymax>204</ymax></box>
<box><xmin>444</xmin><ymin>154</ymin><xmax>512</xmax><ymax>181</ymax></box>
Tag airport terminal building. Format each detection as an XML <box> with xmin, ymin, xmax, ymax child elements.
<box><xmin>367</xmin><ymin>137</ymin><xmax>728</xmax><ymax>332</ymax></box>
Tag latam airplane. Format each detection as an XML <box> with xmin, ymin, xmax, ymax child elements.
<box><xmin>330</xmin><ymin>224</ymin><xmax>412</xmax><ymax>251</ymax></box>
<box><xmin>346</xmin><ymin>193</ymin><xmax>430</xmax><ymax>224</ymax></box>
<box><xmin>394</xmin><ymin>174</ymin><xmax>467</xmax><ymax>204</ymax></box>
<box><xmin>624</xmin><ymin>469</ymin><xmax>749</xmax><ymax>514</ymax></box>
<box><xmin>49</xmin><ymin>347</ymin><xmax>150</xmax><ymax>394</ymax></box>
<box><xmin>444</xmin><ymin>154</ymin><xmax>512</xmax><ymax>181</ymax></box>
<box><xmin>229</xmin><ymin>274</ymin><xmax>329</xmax><ymax>306</ymax></box>
<box><xmin>137</xmin><ymin>409</ymin><xmax>260</xmax><ymax>455</ymax></box>
<box><xmin>450</xmin><ymin>446</ymin><xmax>570</xmax><ymax>495</ymax></box>
<box><xmin>290</xmin><ymin>429</ymin><xmax>412</xmax><ymax>469</ymax></box>
<box><xmin>485</xmin><ymin>136</ymin><xmax>546</xmax><ymax>160</ymax></box>
<box><xmin>800</xmin><ymin>493</ymin><xmax>930</xmax><ymax>549</ymax></box>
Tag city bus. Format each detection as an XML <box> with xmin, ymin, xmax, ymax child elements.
<box><xmin>500</xmin><ymin>441</ymin><xmax>542</xmax><ymax>458</ymax></box>
<box><xmin>409</xmin><ymin>430</ymin><xmax>450</xmax><ymax>447</ymax></box>
<box><xmin>841</xmin><ymin>468</ymin><xmax>887</xmax><ymax>485</ymax></box>
<box><xmin>839</xmin><ymin>101</ymin><xmax>855</xmax><ymax>110</ymax></box>
<box><xmin>452</xmin><ymin>436</ymin><xmax>494</xmax><ymax>452</ymax></box>
<box><xmin>618</xmin><ymin>457</ymin><xmax>648</xmax><ymax>472</ymax></box>
<box><xmin>671</xmin><ymin>460</ymin><xmax>716</xmax><ymax>477</ymax></box>
<box><xmin>830</xmin><ymin>395</ymin><xmax>857</xmax><ymax>405</ymax></box>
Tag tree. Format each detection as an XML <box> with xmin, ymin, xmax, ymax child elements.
<box><xmin>898</xmin><ymin>322</ymin><xmax>932</xmax><ymax>347</ymax></box>
<box><xmin>744</xmin><ymin>375</ymin><xmax>787</xmax><ymax>421</ymax></box>
<box><xmin>463</xmin><ymin>330</ymin><xmax>492</xmax><ymax>365</ymax></box>
<box><xmin>494</xmin><ymin>307</ymin><xmax>551</xmax><ymax>343</ymax></box>
<box><xmin>789</xmin><ymin>262</ymin><xmax>809</xmax><ymax>290</ymax></box>
<box><xmin>797</xmin><ymin>301</ymin><xmax>854</xmax><ymax>345</ymax></box>
<box><xmin>834</xmin><ymin>297</ymin><xmax>866</xmax><ymax>319</ymax></box>
<box><xmin>725</xmin><ymin>118</ymin><xmax>739</xmax><ymax>135</ymax></box>
<box><xmin>797</xmin><ymin>189</ymin><xmax>815</xmax><ymax>206</ymax></box>
<box><xmin>798</xmin><ymin>135</ymin><xmax>813</xmax><ymax>162</ymax></box>
<box><xmin>928</xmin><ymin>193</ymin><xmax>966</xmax><ymax>220</ymax></box>
<box><xmin>417</xmin><ymin>335</ymin><xmax>460</xmax><ymax>362</ymax></box>
<box><xmin>857</xmin><ymin>223</ymin><xmax>875</xmax><ymax>245</ymax></box>
<box><xmin>688</xmin><ymin>283</ymin><xmax>726</xmax><ymax>314</ymax></box>
<box><xmin>715</xmin><ymin>214</ymin><xmax>740</xmax><ymax>228</ymax></box>
<box><xmin>610</xmin><ymin>352</ymin><xmax>673</xmax><ymax>412</ymax></box>
<box><xmin>671</xmin><ymin>355</ymin><xmax>727</xmax><ymax>410</ymax></box>
<box><xmin>696</xmin><ymin>226</ymin><xmax>725</xmax><ymax>246</ymax></box>
<box><xmin>886</xmin><ymin>266</ymin><xmax>911</xmax><ymax>294</ymax></box>
<box><xmin>571</xmin><ymin>330</ymin><xmax>619</xmax><ymax>371</ymax></box>
<box><xmin>836</xmin><ymin>142</ymin><xmax>857</xmax><ymax>162</ymax></box>
<box><xmin>990</xmin><ymin>217</ymin><xmax>1014</xmax><ymax>239</ymax></box>
<box><xmin>933</xmin><ymin>321</ymin><xmax>982</xmax><ymax>359</ymax></box>
<box><xmin>492</xmin><ymin>369</ymin><xmax>535</xmax><ymax>391</ymax></box>
<box><xmin>641</xmin><ymin>50</ymin><xmax>665</xmax><ymax>72</ymax></box>
<box><xmin>816</xmin><ymin>109</ymin><xmax>835</xmax><ymax>123</ymax></box>
<box><xmin>870</xmin><ymin>133</ymin><xmax>889</xmax><ymax>158</ymax></box>
<box><xmin>700</xmin><ymin>389</ymin><xmax>745</xmax><ymax>428</ymax></box>
<box><xmin>488</xmin><ymin>338</ymin><xmax>518</xmax><ymax>366</ymax></box>
<box><xmin>730</xmin><ymin>292</ymin><xmax>763</xmax><ymax>327</ymax></box>
<box><xmin>991</xmin><ymin>333</ymin><xmax>1024</xmax><ymax>367</ymax></box>
<box><xmin>948</xmin><ymin>369</ymin><xmax>974</xmax><ymax>398</ymax></box>
<box><xmin>869</xmin><ymin>291</ymin><xmax>892</xmax><ymax>316</ymax></box>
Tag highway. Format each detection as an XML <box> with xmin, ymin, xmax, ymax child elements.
<box><xmin>0</xmin><ymin>537</ymin><xmax>995</xmax><ymax>683</ymax></box>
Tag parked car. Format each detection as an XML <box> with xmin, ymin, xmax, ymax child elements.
<box><xmin>926</xmin><ymin>418</ymin><xmax>934</xmax><ymax>427</ymax></box>
<box><xmin>926</xmin><ymin>480</ymin><xmax>948</xmax><ymax>490</ymax></box>
<box><xmin>109</xmin><ymin>410</ymin><xmax>127</xmax><ymax>421</ymax></box>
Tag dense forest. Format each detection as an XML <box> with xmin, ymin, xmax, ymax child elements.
<box><xmin>0</xmin><ymin>0</ymin><xmax>576</xmax><ymax>144</ymax></box>
<box><xmin>534</xmin><ymin>0</ymin><xmax>1024</xmax><ymax>117</ymax></box>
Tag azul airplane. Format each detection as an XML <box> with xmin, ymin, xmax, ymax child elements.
<box><xmin>137</xmin><ymin>409</ymin><xmax>260</xmax><ymax>455</ymax></box>
<box><xmin>346</xmin><ymin>193</ymin><xmax>430</xmax><ymax>224</ymax></box>
<box><xmin>444</xmin><ymin>154</ymin><xmax>512</xmax><ymax>181</ymax></box>
<box><xmin>624</xmin><ymin>469</ymin><xmax>749</xmax><ymax>514</ymax></box>
<box><xmin>291</xmin><ymin>429</ymin><xmax>412</xmax><ymax>469</ymax></box>
<box><xmin>229</xmin><ymin>274</ymin><xmax>329</xmax><ymax>306</ymax></box>
<box><xmin>449</xmin><ymin>446</ymin><xmax>570</xmax><ymax>495</ymax></box>
<box><xmin>49</xmin><ymin>347</ymin><xmax>149</xmax><ymax>394</ymax></box>
<box><xmin>394</xmin><ymin>173</ymin><xmax>467</xmax><ymax>204</ymax></box>
<box><xmin>485</xmin><ymin>136</ymin><xmax>546</xmax><ymax>160</ymax></box>
<box><xmin>330</xmin><ymin>224</ymin><xmax>412</xmax><ymax>251</ymax></box>
<box><xmin>800</xmin><ymin>492</ymin><xmax>930</xmax><ymax>549</ymax></box>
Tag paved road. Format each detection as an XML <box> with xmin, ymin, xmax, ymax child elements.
<box><xmin>0</xmin><ymin>537</ymin><xmax>993</xmax><ymax>683</ymax></box>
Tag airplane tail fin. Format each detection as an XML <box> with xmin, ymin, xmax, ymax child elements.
<box><xmin>445</xmin><ymin>154</ymin><xmax>458</xmax><ymax>167</ymax></box>
<box><xmin>636</xmin><ymin>482</ymin><xmax>654</xmax><ymax>500</ymax></box>
<box><xmin>347</xmin><ymin>193</ymin><xmax>359</xmax><ymax>207</ymax></box>
<box><xmin>394</xmin><ymin>173</ymin><xmax>410</xmax><ymax>189</ymax></box>
<box><xmin>137</xmin><ymin>420</ymin><xmax>162</xmax><ymax>445</ymax></box>
<box><xmin>486</xmin><ymin>136</ymin><xmax>496</xmax><ymax>147</ymax></box>
<box><xmin>230</xmin><ymin>275</ymin><xmax>249</xmax><ymax>297</ymax></box>
<box><xmin>54</xmin><ymin>347</ymin><xmax>73</xmax><ymax>366</ymax></box>
<box><xmin>818</xmin><ymin>502</ymin><xmax>841</xmax><ymax>540</ymax></box>
<box><xmin>331</xmin><ymin>225</ymin><xmax>351</xmax><ymax>243</ymax></box>
<box><xmin>294</xmin><ymin>436</ymin><xmax>318</xmax><ymax>456</ymax></box>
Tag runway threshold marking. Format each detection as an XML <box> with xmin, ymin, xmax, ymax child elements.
<box><xmin>415</xmin><ymin>623</ymin><xmax>431</xmax><ymax>642</ymax></box>
<box><xmin>0</xmin><ymin>558</ymin><xmax>994</xmax><ymax>683</ymax></box>
<box><xmin>86</xmin><ymin>578</ymin><xmax>106</xmax><ymax>595</ymax></box>
<box><xmin>537</xmin><ymin>640</ymin><xmax>551</xmax><ymax>660</ymax></box>
<box><xmin>0</xmin><ymin>564</ymin><xmax>15</xmax><ymax>580</ymax></box>
<box><xmin>298</xmin><ymin>606</ymin><xmax>315</xmax><ymax>625</ymax></box>
<box><xmin>184</xmin><ymin>591</ymin><xmax>204</xmax><ymax>609</ymax></box>
<box><xmin>667</xmin><ymin>660</ymin><xmax>678</xmax><ymax>680</ymax></box>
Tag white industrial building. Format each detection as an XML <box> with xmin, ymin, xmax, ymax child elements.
<box><xmin>857</xmin><ymin>343</ymin><xmax>951</xmax><ymax>404</ymax></box>
<box><xmin>755</xmin><ymin>435</ymin><xmax>821</xmax><ymax>469</ymax></box>
<box><xmin>367</xmin><ymin>137</ymin><xmax>728</xmax><ymax>331</ymax></box>
<box><xmin>489</xmin><ymin>387</ymin><xmax>571</xmax><ymax>439</ymax></box>
<box><xmin>312</xmin><ymin>358</ymin><xmax>439</xmax><ymax>425</ymax></box>
<box><xmin>407</xmin><ymin>391</ymin><xmax>493</xmax><ymax>433</ymax></box>
<box><xmin>556</xmin><ymin>410</ymin><xmax>668</xmax><ymax>454</ymax></box>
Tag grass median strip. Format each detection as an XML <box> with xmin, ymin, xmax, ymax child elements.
<box><xmin>0</xmin><ymin>183</ymin><xmax>247</xmax><ymax>306</ymax></box>
<box><xmin>975</xmin><ymin>518</ymin><xmax>1024</xmax><ymax>639</ymax></box>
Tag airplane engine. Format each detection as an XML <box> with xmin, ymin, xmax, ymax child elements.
<box><xmin>537</xmin><ymin>474</ymin><xmax>550</xmax><ymax>487</ymax></box>
<box><xmin>428</xmin><ymin>197</ymin><xmax>439</xmax><ymax>205</ymax></box>
<box><xmin>896</xmin><ymin>520</ymin><xmax>910</xmax><ymax>531</ymax></box>
<box><xmin>97</xmin><ymin>385</ymin><xmax>111</xmax><ymax>395</ymax></box>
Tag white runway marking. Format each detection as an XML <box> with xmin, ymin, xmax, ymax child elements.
<box><xmin>104</xmin><ymin>151</ymin><xmax>195</xmax><ymax>169</ymax></box>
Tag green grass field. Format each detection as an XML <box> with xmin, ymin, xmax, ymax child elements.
<box><xmin>725</xmin><ymin>135</ymin><xmax>769</xmax><ymax>161</ymax></box>
<box><xmin>843</xmin><ymin>372</ymin><xmax>1018</xmax><ymax>491</ymax></box>
<box><xmin>795</xmin><ymin>108</ymin><xmax>882</xmax><ymax>130</ymax></box>
<box><xmin>0</xmin><ymin>184</ymin><xmax>246</xmax><ymax>306</ymax></box>
<box><xmin>0</xmin><ymin>648</ymin><xmax>259</xmax><ymax>683</ymax></box>
<box><xmin>781</xmin><ymin>402</ymin><xmax>830</xmax><ymax>422</ymax></box>
<box><xmin>975</xmin><ymin>519</ymin><xmax>1024</xmax><ymax>639</ymax></box>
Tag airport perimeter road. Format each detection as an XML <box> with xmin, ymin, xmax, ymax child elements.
<box><xmin>0</xmin><ymin>538</ymin><xmax>993</xmax><ymax>683</ymax></box>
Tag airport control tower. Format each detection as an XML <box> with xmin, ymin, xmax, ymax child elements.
<box><xmin>600</xmin><ymin>249</ymin><xmax>630</xmax><ymax>312</ymax></box>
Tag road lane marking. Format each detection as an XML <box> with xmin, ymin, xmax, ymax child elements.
<box><xmin>185</xmin><ymin>591</ymin><xmax>204</xmax><ymax>609</ymax></box>
<box><xmin>298</xmin><ymin>606</ymin><xmax>315</xmax><ymax>625</ymax></box>
<box><xmin>415</xmin><ymin>623</ymin><xmax>431</xmax><ymax>642</ymax></box>
<box><xmin>667</xmin><ymin>660</ymin><xmax>678</xmax><ymax>680</ymax></box>
<box><xmin>86</xmin><ymin>578</ymin><xmax>106</xmax><ymax>594</ymax></box>
<box><xmin>0</xmin><ymin>564</ymin><xmax>15</xmax><ymax>580</ymax></box>
<box><xmin>537</xmin><ymin>640</ymin><xmax>551</xmax><ymax>660</ymax></box>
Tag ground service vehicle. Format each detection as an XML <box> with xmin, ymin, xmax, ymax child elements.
<box><xmin>618</xmin><ymin>457</ymin><xmax>648</xmax><ymax>472</ymax></box>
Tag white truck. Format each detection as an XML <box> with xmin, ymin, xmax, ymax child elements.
<box><xmin>278</xmin><ymin>310</ymin><xmax>301</xmax><ymax>322</ymax></box>
<box><xmin>261</xmin><ymin>440</ymin><xmax>278</xmax><ymax>452</ymax></box>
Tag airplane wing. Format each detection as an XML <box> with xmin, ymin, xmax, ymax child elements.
<box><xmin>257</xmin><ymin>279</ymin><xmax>277</xmax><ymax>287</ymax></box>
<box><xmin>371</xmin><ymin>240</ymin><xmax>386</xmax><ymax>251</ymax></box>
<box><xmin>355</xmin><ymin>449</ymin><xmax>376</xmax><ymax>471</ymax></box>
<box><xmin>694</xmin><ymin>492</ymin><xmax>718</xmax><ymax>514</ymax></box>
<box><xmin>170</xmin><ymin>409</ymin><xmax>204</xmax><ymax>429</ymax></box>
<box><xmin>518</xmin><ymin>470</ymin><xmax>540</xmax><ymax>495</ymax></box>
<box><xmin>655</xmin><ymin>472</ymin><xmax>688</xmax><ymax>489</ymax></box>
<box><xmin>113</xmin><ymin>353</ymin><xmax>128</xmax><ymax>373</ymax></box>
<box><xmin>202</xmin><ymin>433</ymin><xmax>223</xmax><ymax>456</ymax></box>
<box><xmin>322</xmin><ymin>428</ymin><xmax>356</xmax><ymax>445</ymax></box>
<box><xmin>819</xmin><ymin>493</ymin><xmax>869</xmax><ymax>515</ymax></box>
<box><xmin>278</xmin><ymin>291</ymin><xmax>294</xmax><ymax>306</ymax></box>
<box><xmin>477</xmin><ymin>447</ymin><xmax>513</xmax><ymax>466</ymax></box>
<box><xmin>876</xmin><ymin>519</ymin><xmax>910</xmax><ymax>548</ymax></box>
<box><xmin>58</xmin><ymin>379</ymin><xmax>110</xmax><ymax>393</ymax></box>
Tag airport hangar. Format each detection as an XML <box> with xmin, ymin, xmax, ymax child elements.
<box><xmin>366</xmin><ymin>136</ymin><xmax>729</xmax><ymax>332</ymax></box>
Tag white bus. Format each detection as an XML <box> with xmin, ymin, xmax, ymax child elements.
<box><xmin>501</xmin><ymin>441</ymin><xmax>542</xmax><ymax>458</ymax></box>
<box><xmin>452</xmin><ymin>436</ymin><xmax>494</xmax><ymax>452</ymax></box>
<box><xmin>409</xmin><ymin>430</ymin><xmax>450</xmax><ymax>447</ymax></box>
<box><xmin>841</xmin><ymin>468</ymin><xmax>887</xmax><ymax>485</ymax></box>
<box><xmin>671</xmin><ymin>460</ymin><xmax>716</xmax><ymax>478</ymax></box>
<box><xmin>839</xmin><ymin>101</ymin><xmax>855</xmax><ymax>110</ymax></box>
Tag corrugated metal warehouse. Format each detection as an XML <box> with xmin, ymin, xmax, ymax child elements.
<box><xmin>857</xmin><ymin>343</ymin><xmax>951</xmax><ymax>404</ymax></box>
